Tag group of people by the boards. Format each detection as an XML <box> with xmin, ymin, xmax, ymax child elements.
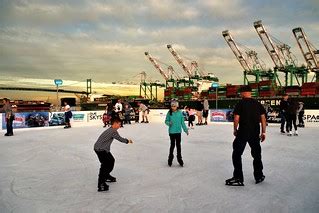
<box><xmin>102</xmin><ymin>99</ymin><xmax>150</xmax><ymax>128</ymax></box>
<box><xmin>279</xmin><ymin>94</ymin><xmax>305</xmax><ymax>136</ymax></box>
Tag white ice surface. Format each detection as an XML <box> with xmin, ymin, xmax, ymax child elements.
<box><xmin>0</xmin><ymin>123</ymin><xmax>318</xmax><ymax>213</ymax></box>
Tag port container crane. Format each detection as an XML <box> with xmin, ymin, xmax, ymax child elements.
<box><xmin>293</xmin><ymin>27</ymin><xmax>319</xmax><ymax>82</ymax></box>
<box><xmin>222</xmin><ymin>30</ymin><xmax>275</xmax><ymax>85</ymax></box>
<box><xmin>144</xmin><ymin>52</ymin><xmax>178</xmax><ymax>87</ymax></box>
<box><xmin>254</xmin><ymin>20</ymin><xmax>308</xmax><ymax>86</ymax></box>
<box><xmin>167</xmin><ymin>44</ymin><xmax>218</xmax><ymax>83</ymax></box>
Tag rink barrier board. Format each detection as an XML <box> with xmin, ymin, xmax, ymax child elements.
<box><xmin>1</xmin><ymin>109</ymin><xmax>319</xmax><ymax>130</ymax></box>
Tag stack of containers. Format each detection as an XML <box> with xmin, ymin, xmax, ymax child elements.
<box><xmin>259</xmin><ymin>80</ymin><xmax>276</xmax><ymax>97</ymax></box>
<box><xmin>301</xmin><ymin>82</ymin><xmax>319</xmax><ymax>96</ymax></box>
<box><xmin>207</xmin><ymin>87</ymin><xmax>217</xmax><ymax>99</ymax></box>
<box><xmin>217</xmin><ymin>85</ymin><xmax>227</xmax><ymax>98</ymax></box>
<box><xmin>164</xmin><ymin>87</ymin><xmax>175</xmax><ymax>100</ymax></box>
<box><xmin>285</xmin><ymin>86</ymin><xmax>301</xmax><ymax>96</ymax></box>
<box><xmin>175</xmin><ymin>87</ymin><xmax>185</xmax><ymax>100</ymax></box>
<box><xmin>248</xmin><ymin>82</ymin><xmax>259</xmax><ymax>97</ymax></box>
<box><xmin>200</xmin><ymin>90</ymin><xmax>209</xmax><ymax>99</ymax></box>
<box><xmin>183</xmin><ymin>87</ymin><xmax>193</xmax><ymax>100</ymax></box>
<box><xmin>226</xmin><ymin>85</ymin><xmax>240</xmax><ymax>98</ymax></box>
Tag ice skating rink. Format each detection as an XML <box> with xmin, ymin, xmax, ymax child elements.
<box><xmin>0</xmin><ymin>123</ymin><xmax>318</xmax><ymax>213</ymax></box>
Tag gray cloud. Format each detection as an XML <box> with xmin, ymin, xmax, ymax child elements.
<box><xmin>0</xmin><ymin>0</ymin><xmax>318</xmax><ymax>88</ymax></box>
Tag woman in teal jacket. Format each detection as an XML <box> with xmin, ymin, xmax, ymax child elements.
<box><xmin>165</xmin><ymin>101</ymin><xmax>189</xmax><ymax>167</ymax></box>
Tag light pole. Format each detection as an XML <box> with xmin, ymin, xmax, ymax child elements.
<box><xmin>54</xmin><ymin>79</ymin><xmax>63</xmax><ymax>111</ymax></box>
<box><xmin>212</xmin><ymin>82</ymin><xmax>219</xmax><ymax>110</ymax></box>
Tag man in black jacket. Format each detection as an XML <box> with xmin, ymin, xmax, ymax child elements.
<box><xmin>226</xmin><ymin>86</ymin><xmax>267</xmax><ymax>186</ymax></box>
<box><xmin>279</xmin><ymin>94</ymin><xmax>289</xmax><ymax>134</ymax></box>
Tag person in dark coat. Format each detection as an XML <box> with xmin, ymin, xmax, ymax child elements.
<box><xmin>286</xmin><ymin>99</ymin><xmax>299</xmax><ymax>136</ymax></box>
<box><xmin>279</xmin><ymin>94</ymin><xmax>289</xmax><ymax>134</ymax></box>
<box><xmin>226</xmin><ymin>86</ymin><xmax>267</xmax><ymax>186</ymax></box>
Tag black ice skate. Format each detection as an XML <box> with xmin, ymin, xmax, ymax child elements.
<box><xmin>177</xmin><ymin>157</ymin><xmax>184</xmax><ymax>167</ymax></box>
<box><xmin>225</xmin><ymin>177</ymin><xmax>244</xmax><ymax>186</ymax></box>
<box><xmin>255</xmin><ymin>175</ymin><xmax>265</xmax><ymax>184</ymax></box>
<box><xmin>106</xmin><ymin>175</ymin><xmax>117</xmax><ymax>182</ymax></box>
<box><xmin>280</xmin><ymin>130</ymin><xmax>285</xmax><ymax>134</ymax></box>
<box><xmin>98</xmin><ymin>183</ymin><xmax>109</xmax><ymax>192</ymax></box>
<box><xmin>168</xmin><ymin>155</ymin><xmax>174</xmax><ymax>167</ymax></box>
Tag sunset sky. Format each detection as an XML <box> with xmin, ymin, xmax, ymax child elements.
<box><xmin>0</xmin><ymin>0</ymin><xmax>318</xmax><ymax>100</ymax></box>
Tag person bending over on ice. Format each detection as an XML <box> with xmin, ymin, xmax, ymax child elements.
<box><xmin>165</xmin><ymin>101</ymin><xmax>189</xmax><ymax>167</ymax></box>
<box><xmin>138</xmin><ymin>102</ymin><xmax>149</xmax><ymax>123</ymax></box>
<box><xmin>94</xmin><ymin>117</ymin><xmax>133</xmax><ymax>192</ymax></box>
<box><xmin>226</xmin><ymin>86</ymin><xmax>267</xmax><ymax>186</ymax></box>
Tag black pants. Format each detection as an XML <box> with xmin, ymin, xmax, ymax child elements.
<box><xmin>169</xmin><ymin>133</ymin><xmax>182</xmax><ymax>158</ymax></box>
<box><xmin>6</xmin><ymin>117</ymin><xmax>14</xmax><ymax>134</ymax></box>
<box><xmin>232</xmin><ymin>135</ymin><xmax>263</xmax><ymax>181</ymax></box>
<box><xmin>287</xmin><ymin>113</ymin><xmax>297</xmax><ymax>131</ymax></box>
<box><xmin>188</xmin><ymin>115</ymin><xmax>195</xmax><ymax>127</ymax></box>
<box><xmin>95</xmin><ymin>151</ymin><xmax>115</xmax><ymax>185</ymax></box>
<box><xmin>280</xmin><ymin>112</ymin><xmax>288</xmax><ymax>132</ymax></box>
<box><xmin>125</xmin><ymin>115</ymin><xmax>131</xmax><ymax>124</ymax></box>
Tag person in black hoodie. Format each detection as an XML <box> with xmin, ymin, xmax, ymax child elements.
<box><xmin>279</xmin><ymin>94</ymin><xmax>289</xmax><ymax>134</ymax></box>
<box><xmin>286</xmin><ymin>99</ymin><xmax>299</xmax><ymax>136</ymax></box>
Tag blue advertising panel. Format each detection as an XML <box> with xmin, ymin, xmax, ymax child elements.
<box><xmin>49</xmin><ymin>112</ymin><xmax>65</xmax><ymax>126</ymax></box>
<box><xmin>2</xmin><ymin>112</ymin><xmax>49</xmax><ymax>129</ymax></box>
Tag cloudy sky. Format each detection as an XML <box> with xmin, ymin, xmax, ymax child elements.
<box><xmin>0</xmin><ymin>0</ymin><xmax>318</xmax><ymax>96</ymax></box>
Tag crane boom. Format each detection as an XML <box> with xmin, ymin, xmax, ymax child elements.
<box><xmin>145</xmin><ymin>52</ymin><xmax>170</xmax><ymax>81</ymax></box>
<box><xmin>254</xmin><ymin>20</ymin><xmax>286</xmax><ymax>69</ymax></box>
<box><xmin>222</xmin><ymin>30</ymin><xmax>253</xmax><ymax>72</ymax></box>
<box><xmin>293</xmin><ymin>27</ymin><xmax>319</xmax><ymax>73</ymax></box>
<box><xmin>167</xmin><ymin>44</ymin><xmax>192</xmax><ymax>77</ymax></box>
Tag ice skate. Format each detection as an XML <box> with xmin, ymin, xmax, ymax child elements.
<box><xmin>293</xmin><ymin>130</ymin><xmax>298</xmax><ymax>136</ymax></box>
<box><xmin>168</xmin><ymin>155</ymin><xmax>174</xmax><ymax>167</ymax></box>
<box><xmin>255</xmin><ymin>175</ymin><xmax>265</xmax><ymax>184</ymax></box>
<box><xmin>280</xmin><ymin>130</ymin><xmax>285</xmax><ymax>134</ymax></box>
<box><xmin>177</xmin><ymin>156</ymin><xmax>184</xmax><ymax>167</ymax></box>
<box><xmin>97</xmin><ymin>182</ymin><xmax>109</xmax><ymax>192</ymax></box>
<box><xmin>287</xmin><ymin>131</ymin><xmax>292</xmax><ymax>136</ymax></box>
<box><xmin>106</xmin><ymin>175</ymin><xmax>117</xmax><ymax>182</ymax></box>
<box><xmin>225</xmin><ymin>177</ymin><xmax>244</xmax><ymax>186</ymax></box>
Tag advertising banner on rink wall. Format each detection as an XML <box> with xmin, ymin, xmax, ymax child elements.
<box><xmin>210</xmin><ymin>109</ymin><xmax>234</xmax><ymax>122</ymax></box>
<box><xmin>1</xmin><ymin>109</ymin><xmax>319</xmax><ymax>130</ymax></box>
<box><xmin>304</xmin><ymin>110</ymin><xmax>319</xmax><ymax>127</ymax></box>
<box><xmin>2</xmin><ymin>112</ymin><xmax>49</xmax><ymax>129</ymax></box>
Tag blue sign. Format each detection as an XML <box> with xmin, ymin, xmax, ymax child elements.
<box><xmin>212</xmin><ymin>82</ymin><xmax>219</xmax><ymax>88</ymax></box>
<box><xmin>54</xmin><ymin>79</ymin><xmax>63</xmax><ymax>86</ymax></box>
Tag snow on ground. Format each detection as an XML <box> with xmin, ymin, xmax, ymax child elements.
<box><xmin>0</xmin><ymin>122</ymin><xmax>318</xmax><ymax>213</ymax></box>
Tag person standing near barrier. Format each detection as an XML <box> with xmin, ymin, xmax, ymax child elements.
<box><xmin>286</xmin><ymin>99</ymin><xmax>299</xmax><ymax>136</ymax></box>
<box><xmin>297</xmin><ymin>102</ymin><xmax>305</xmax><ymax>128</ymax></box>
<box><xmin>115</xmin><ymin>99</ymin><xmax>123</xmax><ymax>127</ymax></box>
<box><xmin>196</xmin><ymin>100</ymin><xmax>204</xmax><ymax>125</ymax></box>
<box><xmin>63</xmin><ymin>101</ymin><xmax>72</xmax><ymax>129</ymax></box>
<box><xmin>279</xmin><ymin>94</ymin><xmax>289</xmax><ymax>134</ymax></box>
<box><xmin>203</xmin><ymin>98</ymin><xmax>209</xmax><ymax>125</ymax></box>
<box><xmin>138</xmin><ymin>102</ymin><xmax>149</xmax><ymax>123</ymax></box>
<box><xmin>225</xmin><ymin>86</ymin><xmax>267</xmax><ymax>186</ymax></box>
<box><xmin>0</xmin><ymin>98</ymin><xmax>14</xmax><ymax>136</ymax></box>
